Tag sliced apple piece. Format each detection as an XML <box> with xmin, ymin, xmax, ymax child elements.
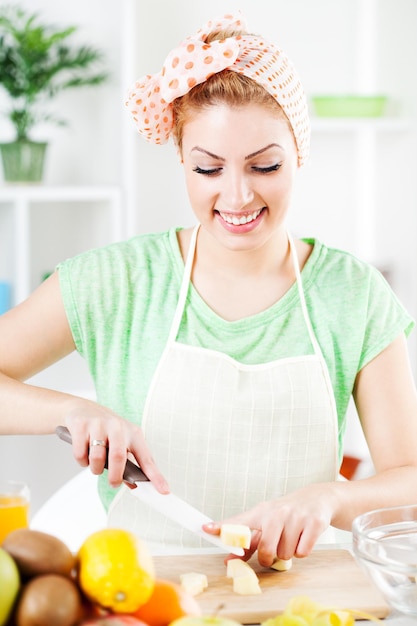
<box><xmin>226</xmin><ymin>558</ymin><xmax>262</xmax><ymax>595</ymax></box>
<box><xmin>220</xmin><ymin>523</ymin><xmax>251</xmax><ymax>549</ymax></box>
<box><xmin>226</xmin><ymin>558</ymin><xmax>258</xmax><ymax>580</ymax></box>
<box><xmin>270</xmin><ymin>557</ymin><xmax>293</xmax><ymax>571</ymax></box>
<box><xmin>233</xmin><ymin>574</ymin><xmax>262</xmax><ymax>595</ymax></box>
<box><xmin>179</xmin><ymin>572</ymin><xmax>208</xmax><ymax>596</ymax></box>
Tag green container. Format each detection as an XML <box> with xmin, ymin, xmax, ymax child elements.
<box><xmin>311</xmin><ymin>95</ymin><xmax>387</xmax><ymax>118</ymax></box>
<box><xmin>0</xmin><ymin>140</ymin><xmax>47</xmax><ymax>183</ymax></box>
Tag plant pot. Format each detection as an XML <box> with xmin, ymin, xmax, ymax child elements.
<box><xmin>0</xmin><ymin>140</ymin><xmax>47</xmax><ymax>183</ymax></box>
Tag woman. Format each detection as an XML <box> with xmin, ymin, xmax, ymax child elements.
<box><xmin>1</xmin><ymin>13</ymin><xmax>417</xmax><ymax>566</ymax></box>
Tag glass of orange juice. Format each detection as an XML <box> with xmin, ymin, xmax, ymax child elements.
<box><xmin>0</xmin><ymin>480</ymin><xmax>30</xmax><ymax>544</ymax></box>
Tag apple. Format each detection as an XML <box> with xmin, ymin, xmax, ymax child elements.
<box><xmin>0</xmin><ymin>547</ymin><xmax>20</xmax><ymax>626</ymax></box>
<box><xmin>170</xmin><ymin>616</ymin><xmax>242</xmax><ymax>626</ymax></box>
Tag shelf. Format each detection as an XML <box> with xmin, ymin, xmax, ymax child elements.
<box><xmin>310</xmin><ymin>117</ymin><xmax>411</xmax><ymax>132</ymax></box>
<box><xmin>0</xmin><ymin>184</ymin><xmax>121</xmax><ymax>202</ymax></box>
<box><xmin>306</xmin><ymin>117</ymin><xmax>413</xmax><ymax>263</ymax></box>
<box><xmin>0</xmin><ymin>185</ymin><xmax>124</xmax><ymax>304</ymax></box>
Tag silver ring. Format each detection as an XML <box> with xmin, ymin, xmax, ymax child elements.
<box><xmin>91</xmin><ymin>439</ymin><xmax>106</xmax><ymax>447</ymax></box>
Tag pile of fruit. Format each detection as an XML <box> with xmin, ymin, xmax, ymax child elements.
<box><xmin>0</xmin><ymin>527</ymin><xmax>201</xmax><ymax>626</ymax></box>
<box><xmin>0</xmin><ymin>527</ymin><xmax>381</xmax><ymax>626</ymax></box>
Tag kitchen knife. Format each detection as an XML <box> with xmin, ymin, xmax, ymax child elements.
<box><xmin>55</xmin><ymin>425</ymin><xmax>244</xmax><ymax>556</ymax></box>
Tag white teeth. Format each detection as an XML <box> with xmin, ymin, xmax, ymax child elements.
<box><xmin>219</xmin><ymin>209</ymin><xmax>262</xmax><ymax>225</ymax></box>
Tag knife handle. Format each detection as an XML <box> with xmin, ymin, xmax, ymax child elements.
<box><xmin>55</xmin><ymin>425</ymin><xmax>149</xmax><ymax>484</ymax></box>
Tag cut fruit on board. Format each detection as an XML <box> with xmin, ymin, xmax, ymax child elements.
<box><xmin>153</xmin><ymin>550</ymin><xmax>389</xmax><ymax>624</ymax></box>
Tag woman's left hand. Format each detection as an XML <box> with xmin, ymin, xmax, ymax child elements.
<box><xmin>203</xmin><ymin>482</ymin><xmax>336</xmax><ymax>566</ymax></box>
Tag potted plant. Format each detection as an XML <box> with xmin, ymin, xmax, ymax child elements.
<box><xmin>0</xmin><ymin>4</ymin><xmax>108</xmax><ymax>183</ymax></box>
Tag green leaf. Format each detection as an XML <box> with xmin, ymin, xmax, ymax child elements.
<box><xmin>0</xmin><ymin>3</ymin><xmax>108</xmax><ymax>140</ymax></box>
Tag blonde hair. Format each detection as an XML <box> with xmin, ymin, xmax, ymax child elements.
<box><xmin>171</xmin><ymin>29</ymin><xmax>290</xmax><ymax>151</ymax></box>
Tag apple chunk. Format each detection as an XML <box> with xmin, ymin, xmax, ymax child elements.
<box><xmin>220</xmin><ymin>524</ymin><xmax>251</xmax><ymax>549</ymax></box>
<box><xmin>226</xmin><ymin>558</ymin><xmax>262</xmax><ymax>595</ymax></box>
<box><xmin>180</xmin><ymin>572</ymin><xmax>208</xmax><ymax>596</ymax></box>
<box><xmin>226</xmin><ymin>559</ymin><xmax>258</xmax><ymax>580</ymax></box>
<box><xmin>233</xmin><ymin>575</ymin><xmax>262</xmax><ymax>595</ymax></box>
<box><xmin>270</xmin><ymin>557</ymin><xmax>293</xmax><ymax>571</ymax></box>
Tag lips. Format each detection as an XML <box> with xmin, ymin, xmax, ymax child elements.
<box><xmin>217</xmin><ymin>208</ymin><xmax>263</xmax><ymax>225</ymax></box>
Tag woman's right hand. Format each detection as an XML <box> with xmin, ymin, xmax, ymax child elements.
<box><xmin>65</xmin><ymin>401</ymin><xmax>170</xmax><ymax>493</ymax></box>
<box><xmin>0</xmin><ymin>271</ymin><xmax>167</xmax><ymax>496</ymax></box>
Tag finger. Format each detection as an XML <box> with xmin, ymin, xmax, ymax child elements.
<box><xmin>66</xmin><ymin>421</ymin><xmax>90</xmax><ymax>468</ymax></box>
<box><xmin>276</xmin><ymin>525</ymin><xmax>303</xmax><ymax>561</ymax></box>
<box><xmin>257</xmin><ymin>520</ymin><xmax>285</xmax><ymax>567</ymax></box>
<box><xmin>88</xmin><ymin>436</ymin><xmax>108</xmax><ymax>475</ymax></box>
<box><xmin>130</xmin><ymin>430</ymin><xmax>170</xmax><ymax>493</ymax></box>
<box><xmin>105</xmin><ymin>426</ymin><xmax>130</xmax><ymax>487</ymax></box>
<box><xmin>295</xmin><ymin>519</ymin><xmax>326</xmax><ymax>557</ymax></box>
<box><xmin>295</xmin><ymin>532</ymin><xmax>316</xmax><ymax>558</ymax></box>
<box><xmin>202</xmin><ymin>522</ymin><xmax>221</xmax><ymax>535</ymax></box>
<box><xmin>140</xmin><ymin>454</ymin><xmax>170</xmax><ymax>493</ymax></box>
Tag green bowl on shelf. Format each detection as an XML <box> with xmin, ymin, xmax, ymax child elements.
<box><xmin>311</xmin><ymin>95</ymin><xmax>387</xmax><ymax>118</ymax></box>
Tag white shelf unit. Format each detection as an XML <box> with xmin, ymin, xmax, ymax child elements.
<box><xmin>0</xmin><ymin>185</ymin><xmax>123</xmax><ymax>306</ymax></box>
<box><xmin>309</xmin><ymin>117</ymin><xmax>412</xmax><ymax>262</ymax></box>
<box><xmin>308</xmin><ymin>114</ymin><xmax>416</xmax><ymax>471</ymax></box>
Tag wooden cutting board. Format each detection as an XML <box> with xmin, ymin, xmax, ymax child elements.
<box><xmin>154</xmin><ymin>550</ymin><xmax>389</xmax><ymax>623</ymax></box>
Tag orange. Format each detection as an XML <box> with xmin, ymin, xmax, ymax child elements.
<box><xmin>78</xmin><ymin>528</ymin><xmax>155</xmax><ymax>614</ymax></box>
<box><xmin>133</xmin><ymin>579</ymin><xmax>201</xmax><ymax>626</ymax></box>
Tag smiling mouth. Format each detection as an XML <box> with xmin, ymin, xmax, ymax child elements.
<box><xmin>217</xmin><ymin>208</ymin><xmax>264</xmax><ymax>225</ymax></box>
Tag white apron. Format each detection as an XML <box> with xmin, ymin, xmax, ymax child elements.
<box><xmin>108</xmin><ymin>225</ymin><xmax>339</xmax><ymax>553</ymax></box>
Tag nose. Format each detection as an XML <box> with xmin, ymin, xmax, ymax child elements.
<box><xmin>221</xmin><ymin>169</ymin><xmax>254</xmax><ymax>211</ymax></box>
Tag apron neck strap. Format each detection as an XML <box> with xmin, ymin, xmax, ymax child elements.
<box><xmin>288</xmin><ymin>233</ymin><xmax>324</xmax><ymax>359</ymax></box>
<box><xmin>168</xmin><ymin>224</ymin><xmax>200</xmax><ymax>344</ymax></box>
<box><xmin>169</xmin><ymin>225</ymin><xmax>324</xmax><ymax>360</ymax></box>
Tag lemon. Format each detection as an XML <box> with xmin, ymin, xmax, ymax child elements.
<box><xmin>78</xmin><ymin>528</ymin><xmax>155</xmax><ymax>613</ymax></box>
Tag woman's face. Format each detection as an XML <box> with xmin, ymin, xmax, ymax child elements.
<box><xmin>181</xmin><ymin>103</ymin><xmax>298</xmax><ymax>252</ymax></box>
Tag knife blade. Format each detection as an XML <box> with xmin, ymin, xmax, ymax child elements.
<box><xmin>55</xmin><ymin>425</ymin><xmax>244</xmax><ymax>556</ymax></box>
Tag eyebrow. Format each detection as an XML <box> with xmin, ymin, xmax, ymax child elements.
<box><xmin>190</xmin><ymin>143</ymin><xmax>284</xmax><ymax>161</ymax></box>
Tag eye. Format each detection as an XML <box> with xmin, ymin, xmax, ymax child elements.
<box><xmin>252</xmin><ymin>163</ymin><xmax>281</xmax><ymax>174</ymax></box>
<box><xmin>192</xmin><ymin>166</ymin><xmax>222</xmax><ymax>176</ymax></box>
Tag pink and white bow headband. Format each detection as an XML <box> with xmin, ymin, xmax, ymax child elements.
<box><xmin>125</xmin><ymin>13</ymin><xmax>310</xmax><ymax>166</ymax></box>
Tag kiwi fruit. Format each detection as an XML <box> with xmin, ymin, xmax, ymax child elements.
<box><xmin>2</xmin><ymin>528</ymin><xmax>76</xmax><ymax>578</ymax></box>
<box><xmin>16</xmin><ymin>573</ymin><xmax>82</xmax><ymax>626</ymax></box>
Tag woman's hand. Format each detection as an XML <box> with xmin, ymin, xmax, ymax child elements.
<box><xmin>65</xmin><ymin>401</ymin><xmax>170</xmax><ymax>494</ymax></box>
<box><xmin>203</xmin><ymin>483</ymin><xmax>337</xmax><ymax>566</ymax></box>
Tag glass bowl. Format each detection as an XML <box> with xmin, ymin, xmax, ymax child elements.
<box><xmin>352</xmin><ymin>505</ymin><xmax>417</xmax><ymax>618</ymax></box>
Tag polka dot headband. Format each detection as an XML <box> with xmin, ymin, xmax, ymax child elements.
<box><xmin>126</xmin><ymin>12</ymin><xmax>310</xmax><ymax>166</ymax></box>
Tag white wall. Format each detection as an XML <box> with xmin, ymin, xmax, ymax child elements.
<box><xmin>0</xmin><ymin>0</ymin><xmax>416</xmax><ymax>512</ymax></box>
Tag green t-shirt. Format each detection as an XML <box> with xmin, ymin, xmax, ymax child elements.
<box><xmin>58</xmin><ymin>228</ymin><xmax>414</xmax><ymax>509</ymax></box>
